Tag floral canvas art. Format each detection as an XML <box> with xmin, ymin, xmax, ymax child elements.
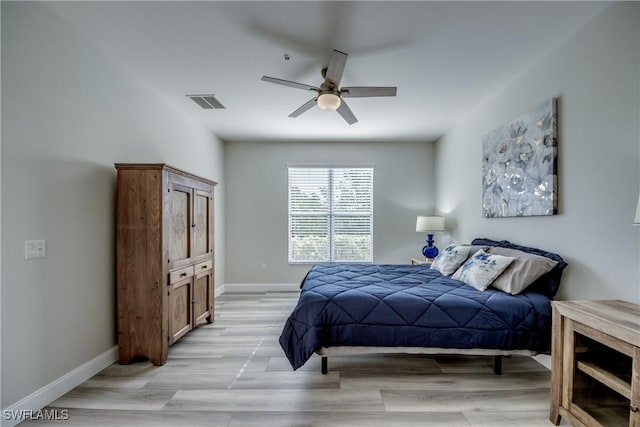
<box><xmin>482</xmin><ymin>98</ymin><xmax>558</xmax><ymax>217</ymax></box>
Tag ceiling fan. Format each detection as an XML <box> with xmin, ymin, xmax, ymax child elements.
<box><xmin>261</xmin><ymin>49</ymin><xmax>397</xmax><ymax>125</ymax></box>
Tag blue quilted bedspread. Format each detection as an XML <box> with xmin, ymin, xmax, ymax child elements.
<box><xmin>279</xmin><ymin>263</ymin><xmax>552</xmax><ymax>370</ymax></box>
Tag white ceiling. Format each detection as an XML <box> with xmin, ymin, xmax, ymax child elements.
<box><xmin>46</xmin><ymin>1</ymin><xmax>611</xmax><ymax>142</ymax></box>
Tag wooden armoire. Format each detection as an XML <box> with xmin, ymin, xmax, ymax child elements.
<box><xmin>115</xmin><ymin>163</ymin><xmax>216</xmax><ymax>366</ymax></box>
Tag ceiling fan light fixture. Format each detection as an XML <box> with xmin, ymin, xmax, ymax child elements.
<box><xmin>317</xmin><ymin>93</ymin><xmax>341</xmax><ymax>111</ymax></box>
<box><xmin>261</xmin><ymin>49</ymin><xmax>396</xmax><ymax>124</ymax></box>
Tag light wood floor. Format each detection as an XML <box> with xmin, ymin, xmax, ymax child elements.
<box><xmin>23</xmin><ymin>292</ymin><xmax>569</xmax><ymax>426</ymax></box>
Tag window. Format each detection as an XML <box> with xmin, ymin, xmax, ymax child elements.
<box><xmin>288</xmin><ymin>167</ymin><xmax>373</xmax><ymax>263</ymax></box>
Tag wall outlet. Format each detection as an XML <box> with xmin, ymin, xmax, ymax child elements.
<box><xmin>25</xmin><ymin>240</ymin><xmax>46</xmax><ymax>260</ymax></box>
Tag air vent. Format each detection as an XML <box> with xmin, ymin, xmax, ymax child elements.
<box><xmin>187</xmin><ymin>94</ymin><xmax>226</xmax><ymax>109</ymax></box>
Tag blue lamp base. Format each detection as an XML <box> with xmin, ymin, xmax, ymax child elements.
<box><xmin>422</xmin><ymin>233</ymin><xmax>439</xmax><ymax>259</ymax></box>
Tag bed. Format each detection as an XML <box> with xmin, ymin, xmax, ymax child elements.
<box><xmin>279</xmin><ymin>238</ymin><xmax>567</xmax><ymax>374</ymax></box>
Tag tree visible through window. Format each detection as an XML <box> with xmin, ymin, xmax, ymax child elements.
<box><xmin>288</xmin><ymin>167</ymin><xmax>373</xmax><ymax>263</ymax></box>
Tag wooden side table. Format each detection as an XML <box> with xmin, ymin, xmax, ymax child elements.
<box><xmin>550</xmin><ymin>300</ymin><xmax>640</xmax><ymax>427</ymax></box>
<box><xmin>411</xmin><ymin>257</ymin><xmax>433</xmax><ymax>265</ymax></box>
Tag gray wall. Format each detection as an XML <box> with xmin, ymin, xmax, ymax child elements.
<box><xmin>434</xmin><ymin>2</ymin><xmax>640</xmax><ymax>302</ymax></box>
<box><xmin>1</xmin><ymin>3</ymin><xmax>225</xmax><ymax>408</ymax></box>
<box><xmin>225</xmin><ymin>141</ymin><xmax>436</xmax><ymax>284</ymax></box>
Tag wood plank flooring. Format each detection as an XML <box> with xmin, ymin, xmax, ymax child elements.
<box><xmin>22</xmin><ymin>292</ymin><xmax>569</xmax><ymax>426</ymax></box>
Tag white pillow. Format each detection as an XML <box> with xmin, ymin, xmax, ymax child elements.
<box><xmin>489</xmin><ymin>247</ymin><xmax>558</xmax><ymax>295</ymax></box>
<box><xmin>452</xmin><ymin>250</ymin><xmax>515</xmax><ymax>291</ymax></box>
<box><xmin>430</xmin><ymin>245</ymin><xmax>471</xmax><ymax>276</ymax></box>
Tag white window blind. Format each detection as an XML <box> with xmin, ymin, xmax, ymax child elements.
<box><xmin>288</xmin><ymin>167</ymin><xmax>373</xmax><ymax>263</ymax></box>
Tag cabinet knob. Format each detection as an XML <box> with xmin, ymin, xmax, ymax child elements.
<box><xmin>631</xmin><ymin>404</ymin><xmax>639</xmax><ymax>413</ymax></box>
<box><xmin>180</xmin><ymin>272</ymin><xmax>187</xmax><ymax>277</ymax></box>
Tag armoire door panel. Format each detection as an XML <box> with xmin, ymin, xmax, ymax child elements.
<box><xmin>169</xmin><ymin>278</ymin><xmax>192</xmax><ymax>343</ymax></box>
<box><xmin>169</xmin><ymin>184</ymin><xmax>191</xmax><ymax>266</ymax></box>
<box><xmin>192</xmin><ymin>190</ymin><xmax>211</xmax><ymax>260</ymax></box>
<box><xmin>193</xmin><ymin>270</ymin><xmax>213</xmax><ymax>325</ymax></box>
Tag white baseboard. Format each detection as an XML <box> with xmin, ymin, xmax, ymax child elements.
<box><xmin>1</xmin><ymin>346</ymin><xmax>117</xmax><ymax>427</ymax></box>
<box><xmin>223</xmin><ymin>283</ymin><xmax>300</xmax><ymax>293</ymax></box>
<box><xmin>214</xmin><ymin>284</ymin><xmax>225</xmax><ymax>297</ymax></box>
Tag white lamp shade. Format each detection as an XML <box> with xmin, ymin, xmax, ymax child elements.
<box><xmin>635</xmin><ymin>193</ymin><xmax>640</xmax><ymax>225</ymax></box>
<box><xmin>416</xmin><ymin>216</ymin><xmax>445</xmax><ymax>232</ymax></box>
<box><xmin>317</xmin><ymin>93</ymin><xmax>341</xmax><ymax>111</ymax></box>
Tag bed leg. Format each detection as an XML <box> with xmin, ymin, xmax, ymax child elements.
<box><xmin>493</xmin><ymin>355</ymin><xmax>503</xmax><ymax>375</ymax></box>
<box><xmin>321</xmin><ymin>356</ymin><xmax>328</xmax><ymax>375</ymax></box>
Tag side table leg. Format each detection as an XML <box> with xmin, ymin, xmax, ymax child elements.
<box><xmin>549</xmin><ymin>305</ymin><xmax>562</xmax><ymax>425</ymax></box>
<box><xmin>630</xmin><ymin>347</ymin><xmax>639</xmax><ymax>427</ymax></box>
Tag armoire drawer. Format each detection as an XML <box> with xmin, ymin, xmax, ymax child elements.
<box><xmin>169</xmin><ymin>266</ymin><xmax>194</xmax><ymax>284</ymax></box>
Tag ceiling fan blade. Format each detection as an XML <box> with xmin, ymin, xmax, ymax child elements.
<box><xmin>261</xmin><ymin>76</ymin><xmax>320</xmax><ymax>92</ymax></box>
<box><xmin>324</xmin><ymin>49</ymin><xmax>348</xmax><ymax>87</ymax></box>
<box><xmin>340</xmin><ymin>87</ymin><xmax>397</xmax><ymax>97</ymax></box>
<box><xmin>336</xmin><ymin>99</ymin><xmax>357</xmax><ymax>125</ymax></box>
<box><xmin>289</xmin><ymin>97</ymin><xmax>318</xmax><ymax>118</ymax></box>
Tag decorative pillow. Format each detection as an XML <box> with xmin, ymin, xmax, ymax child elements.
<box><xmin>452</xmin><ymin>250</ymin><xmax>515</xmax><ymax>291</ymax></box>
<box><xmin>471</xmin><ymin>238</ymin><xmax>568</xmax><ymax>298</ymax></box>
<box><xmin>489</xmin><ymin>247</ymin><xmax>559</xmax><ymax>295</ymax></box>
<box><xmin>430</xmin><ymin>244</ymin><xmax>471</xmax><ymax>276</ymax></box>
<box><xmin>463</xmin><ymin>244</ymin><xmax>491</xmax><ymax>257</ymax></box>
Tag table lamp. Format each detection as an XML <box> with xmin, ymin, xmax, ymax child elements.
<box><xmin>416</xmin><ymin>215</ymin><xmax>445</xmax><ymax>260</ymax></box>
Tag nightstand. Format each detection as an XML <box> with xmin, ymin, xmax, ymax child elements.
<box><xmin>411</xmin><ymin>258</ymin><xmax>432</xmax><ymax>266</ymax></box>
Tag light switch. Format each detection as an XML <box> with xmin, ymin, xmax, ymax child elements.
<box><xmin>25</xmin><ymin>240</ymin><xmax>46</xmax><ymax>260</ymax></box>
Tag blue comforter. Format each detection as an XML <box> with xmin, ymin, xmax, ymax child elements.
<box><xmin>279</xmin><ymin>263</ymin><xmax>552</xmax><ymax>370</ymax></box>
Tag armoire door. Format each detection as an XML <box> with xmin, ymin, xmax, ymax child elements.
<box><xmin>193</xmin><ymin>260</ymin><xmax>214</xmax><ymax>325</ymax></box>
<box><xmin>168</xmin><ymin>270</ymin><xmax>193</xmax><ymax>344</ymax></box>
<box><xmin>169</xmin><ymin>183</ymin><xmax>192</xmax><ymax>268</ymax></box>
<box><xmin>192</xmin><ymin>189</ymin><xmax>212</xmax><ymax>261</ymax></box>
